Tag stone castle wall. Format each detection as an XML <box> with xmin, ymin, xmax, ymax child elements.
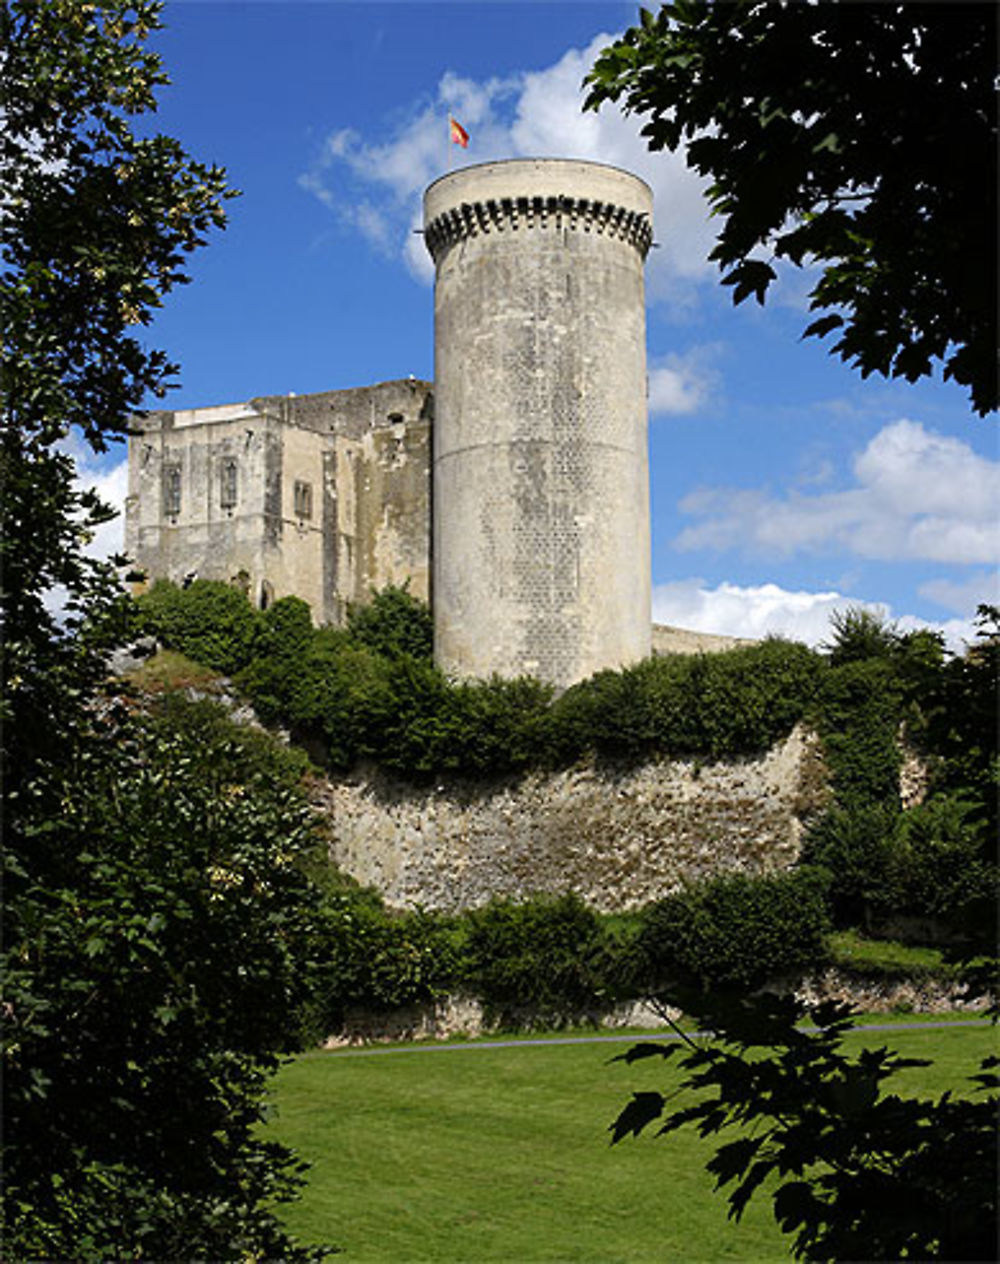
<box><xmin>126</xmin><ymin>379</ymin><xmax>432</xmax><ymax>622</ymax></box>
<box><xmin>311</xmin><ymin>723</ymin><xmax>829</xmax><ymax>913</ymax></box>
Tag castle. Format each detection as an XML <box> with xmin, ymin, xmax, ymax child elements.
<box><xmin>128</xmin><ymin>160</ymin><xmax>727</xmax><ymax>686</ymax></box>
<box><xmin>126</xmin><ymin>378</ymin><xmax>434</xmax><ymax>629</ymax></box>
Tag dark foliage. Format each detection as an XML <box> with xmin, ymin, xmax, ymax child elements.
<box><xmin>237</xmin><ymin>614</ymin><xmax>822</xmax><ymax>778</ymax></box>
<box><xmin>345</xmin><ymin>582</ymin><xmax>433</xmax><ymax>661</ymax></box>
<box><xmin>917</xmin><ymin>604</ymin><xmax>999</xmax><ymax>834</ymax></box>
<box><xmin>1</xmin><ymin>2</ymin><xmax>329</xmax><ymax>1253</ymax></box>
<box><xmin>137</xmin><ymin>577</ymin><xmax>261</xmax><ymax>674</ymax></box>
<box><xmin>309</xmin><ymin>890</ymin><xmax>461</xmax><ymax>1030</ymax></box>
<box><xmin>4</xmin><ymin>697</ymin><xmax>331</xmax><ymax>1259</ymax></box>
<box><xmin>805</xmin><ymin>794</ymin><xmax>997</xmax><ymax>938</ymax></box>
<box><xmin>609</xmin><ymin>994</ymin><xmax>998</xmax><ymax>1261</ymax></box>
<box><xmin>585</xmin><ymin>1</ymin><xmax>998</xmax><ymax>415</ymax></box>
<box><xmin>460</xmin><ymin>894</ymin><xmax>612</xmax><ymax>1025</ymax></box>
<box><xmin>816</xmin><ymin>658</ymin><xmax>903</xmax><ymax>809</ymax></box>
<box><xmin>635</xmin><ymin>869</ymin><xmax>831</xmax><ymax>993</ymax></box>
<box><xmin>549</xmin><ymin>638</ymin><xmax>820</xmax><ymax>763</ymax></box>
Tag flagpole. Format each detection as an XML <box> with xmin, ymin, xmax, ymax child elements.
<box><xmin>447</xmin><ymin>114</ymin><xmax>453</xmax><ymax>173</ymax></box>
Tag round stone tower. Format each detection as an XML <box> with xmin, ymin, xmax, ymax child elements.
<box><xmin>424</xmin><ymin>158</ymin><xmax>653</xmax><ymax>688</ymax></box>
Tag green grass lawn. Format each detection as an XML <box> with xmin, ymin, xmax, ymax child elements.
<box><xmin>264</xmin><ymin>1020</ymin><xmax>996</xmax><ymax>1262</ymax></box>
<box><xmin>826</xmin><ymin>929</ymin><xmax>954</xmax><ymax>978</ymax></box>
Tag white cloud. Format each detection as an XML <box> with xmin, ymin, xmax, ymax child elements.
<box><xmin>648</xmin><ymin>345</ymin><xmax>721</xmax><ymax>417</ymax></box>
<box><xmin>674</xmin><ymin>419</ymin><xmax>1000</xmax><ymax>565</ymax></box>
<box><xmin>919</xmin><ymin>570</ymin><xmax>1000</xmax><ymax>616</ymax></box>
<box><xmin>299</xmin><ymin>32</ymin><xmax>717</xmax><ymax>302</ymax></box>
<box><xmin>58</xmin><ymin>432</ymin><xmax>128</xmax><ymax>562</ymax></box>
<box><xmin>652</xmin><ymin>578</ymin><xmax>977</xmax><ymax>653</ymax></box>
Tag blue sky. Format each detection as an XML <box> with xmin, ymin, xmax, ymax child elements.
<box><xmin>86</xmin><ymin>0</ymin><xmax>998</xmax><ymax>649</ymax></box>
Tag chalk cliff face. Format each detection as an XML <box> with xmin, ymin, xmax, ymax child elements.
<box><xmin>310</xmin><ymin>723</ymin><xmax>829</xmax><ymax>913</ymax></box>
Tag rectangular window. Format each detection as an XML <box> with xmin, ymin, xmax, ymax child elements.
<box><xmin>220</xmin><ymin>458</ymin><xmax>238</xmax><ymax>510</ymax></box>
<box><xmin>164</xmin><ymin>465</ymin><xmax>181</xmax><ymax>517</ymax></box>
<box><xmin>294</xmin><ymin>479</ymin><xmax>312</xmax><ymax>519</ymax></box>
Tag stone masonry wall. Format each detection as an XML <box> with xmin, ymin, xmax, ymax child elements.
<box><xmin>312</xmin><ymin>722</ymin><xmax>829</xmax><ymax>913</ymax></box>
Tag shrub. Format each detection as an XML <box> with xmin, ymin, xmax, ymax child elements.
<box><xmin>283</xmin><ymin>634</ymin><xmax>395</xmax><ymax>768</ymax></box>
<box><xmin>4</xmin><ymin>686</ymin><xmax>329</xmax><ymax>1260</ymax></box>
<box><xmin>144</xmin><ymin>692</ymin><xmax>314</xmax><ymax>787</ymax></box>
<box><xmin>237</xmin><ymin>598</ymin><xmax>318</xmax><ymax>725</ymax></box>
<box><xmin>817</xmin><ymin>658</ymin><xmax>903</xmax><ymax>808</ymax></box>
<box><xmin>547</xmin><ymin>639</ymin><xmax>821</xmax><ymax>765</ymax></box>
<box><xmin>460</xmin><ymin>894</ymin><xmax>613</xmax><ymax>1024</ymax></box>
<box><xmin>346</xmin><ymin>584</ymin><xmax>432</xmax><ymax>661</ymax></box>
<box><xmin>252</xmin><ymin>595</ymin><xmax>314</xmax><ymax>659</ymax></box>
<box><xmin>885</xmin><ymin>792</ymin><xmax>997</xmax><ymax>925</ymax></box>
<box><xmin>804</xmin><ymin>793</ymin><xmax>997</xmax><ymax>935</ymax></box>
<box><xmin>801</xmin><ymin>804</ymin><xmax>901</xmax><ymax>929</ymax></box>
<box><xmin>822</xmin><ymin>606</ymin><xmax>900</xmax><ymax>664</ymax></box>
<box><xmin>309</xmin><ymin>891</ymin><xmax>459</xmax><ymax>1031</ymax></box>
<box><xmin>636</xmin><ymin>869</ymin><xmax>832</xmax><ymax>992</ymax></box>
<box><xmin>138</xmin><ymin>579</ymin><xmax>260</xmax><ymax>675</ymax></box>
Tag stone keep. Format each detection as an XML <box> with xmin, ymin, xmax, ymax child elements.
<box><xmin>424</xmin><ymin>159</ymin><xmax>653</xmax><ymax>688</ymax></box>
<box><xmin>126</xmin><ymin>380</ymin><xmax>432</xmax><ymax>625</ymax></box>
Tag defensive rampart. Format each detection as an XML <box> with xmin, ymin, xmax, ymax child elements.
<box><xmin>311</xmin><ymin>723</ymin><xmax>828</xmax><ymax>913</ymax></box>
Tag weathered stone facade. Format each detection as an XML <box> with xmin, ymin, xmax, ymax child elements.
<box><xmin>126</xmin><ymin>379</ymin><xmax>432</xmax><ymax>624</ymax></box>
<box><xmin>128</xmin><ymin>159</ymin><xmax>664</xmax><ymax>686</ymax></box>
<box><xmin>310</xmin><ymin>723</ymin><xmax>829</xmax><ymax>913</ymax></box>
<box><xmin>426</xmin><ymin>160</ymin><xmax>653</xmax><ymax>688</ymax></box>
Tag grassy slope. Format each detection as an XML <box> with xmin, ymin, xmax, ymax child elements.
<box><xmin>266</xmin><ymin>1022</ymin><xmax>996</xmax><ymax>1262</ymax></box>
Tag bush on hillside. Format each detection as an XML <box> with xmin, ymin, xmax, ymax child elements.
<box><xmin>548</xmin><ymin>638</ymin><xmax>822</xmax><ymax>764</ymax></box>
<box><xmin>345</xmin><ymin>584</ymin><xmax>433</xmax><ymax>661</ymax></box>
<box><xmin>137</xmin><ymin>579</ymin><xmax>260</xmax><ymax>675</ymax></box>
<box><xmin>636</xmin><ymin>869</ymin><xmax>832</xmax><ymax>993</ymax></box>
<box><xmin>236</xmin><ymin>597</ymin><xmax>316</xmax><ymax>723</ymax></box>
<box><xmin>252</xmin><ymin>595</ymin><xmax>314</xmax><ymax>659</ymax></box>
<box><xmin>460</xmin><ymin>894</ymin><xmax>613</xmax><ymax>1024</ymax></box>
<box><xmin>378</xmin><ymin>666</ymin><xmax>555</xmax><ymax>777</ymax></box>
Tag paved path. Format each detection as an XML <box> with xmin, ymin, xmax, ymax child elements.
<box><xmin>324</xmin><ymin>1018</ymin><xmax>994</xmax><ymax>1057</ymax></box>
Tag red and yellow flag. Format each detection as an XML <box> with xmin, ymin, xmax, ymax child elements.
<box><xmin>449</xmin><ymin>115</ymin><xmax>469</xmax><ymax>148</ymax></box>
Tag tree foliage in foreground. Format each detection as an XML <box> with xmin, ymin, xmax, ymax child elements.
<box><xmin>5</xmin><ymin>698</ymin><xmax>330</xmax><ymax>1258</ymax></box>
<box><xmin>1</xmin><ymin>1</ymin><xmax>329</xmax><ymax>1254</ymax></box>
<box><xmin>1</xmin><ymin>0</ymin><xmax>233</xmax><ymax>778</ymax></box>
<box><xmin>586</xmin><ymin>1</ymin><xmax>998</xmax><ymax>415</ymax></box>
<box><xmin>606</xmin><ymin>605</ymin><xmax>998</xmax><ymax>1260</ymax></box>
<box><xmin>610</xmin><ymin>994</ymin><xmax>998</xmax><ymax>1261</ymax></box>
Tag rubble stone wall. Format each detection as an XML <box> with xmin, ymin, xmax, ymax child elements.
<box><xmin>313</xmin><ymin>722</ymin><xmax>829</xmax><ymax>913</ymax></box>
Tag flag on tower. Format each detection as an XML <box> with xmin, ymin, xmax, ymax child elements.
<box><xmin>449</xmin><ymin>115</ymin><xmax>469</xmax><ymax>148</ymax></box>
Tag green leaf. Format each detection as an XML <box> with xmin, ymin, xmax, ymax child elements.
<box><xmin>608</xmin><ymin>1092</ymin><xmax>666</xmax><ymax>1143</ymax></box>
<box><xmin>803</xmin><ymin>313</ymin><xmax>844</xmax><ymax>340</ymax></box>
<box><xmin>610</xmin><ymin>1041</ymin><xmax>680</xmax><ymax>1065</ymax></box>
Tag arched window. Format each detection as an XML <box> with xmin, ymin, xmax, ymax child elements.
<box><xmin>164</xmin><ymin>465</ymin><xmax>181</xmax><ymax>518</ymax></box>
<box><xmin>294</xmin><ymin>479</ymin><xmax>312</xmax><ymax>519</ymax></box>
<box><xmin>220</xmin><ymin>458</ymin><xmax>238</xmax><ymax>509</ymax></box>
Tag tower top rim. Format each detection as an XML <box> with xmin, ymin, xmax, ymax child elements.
<box><xmin>425</xmin><ymin>156</ymin><xmax>652</xmax><ymax>203</ymax></box>
<box><xmin>423</xmin><ymin>158</ymin><xmax>653</xmax><ymax>264</ymax></box>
